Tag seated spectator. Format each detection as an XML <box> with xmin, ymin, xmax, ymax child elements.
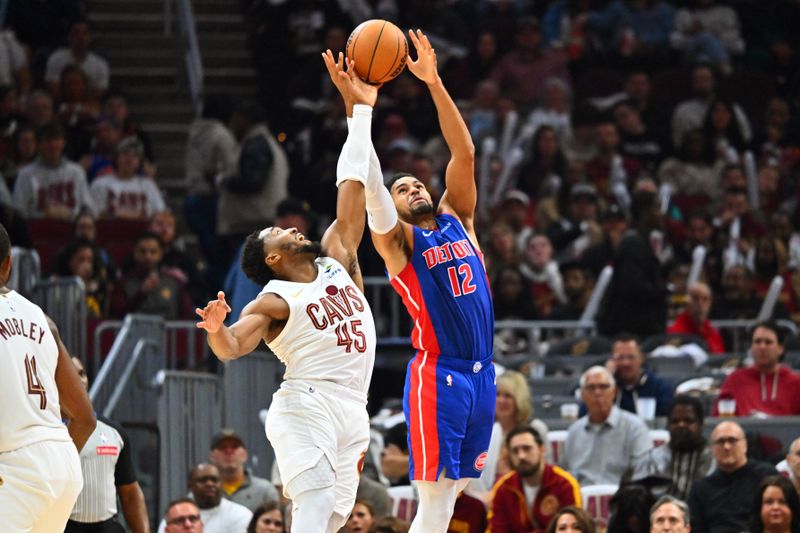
<box><xmin>710</xmin><ymin>264</ymin><xmax>764</xmax><ymax>320</ymax></box>
<box><xmin>667</xmin><ymin>282</ymin><xmax>725</xmax><ymax>353</ymax></box>
<box><xmin>519</xmin><ymin>234</ymin><xmax>566</xmax><ymax>318</ymax></box>
<box><xmin>102</xmin><ymin>90</ymin><xmax>155</xmax><ymax>169</ymax></box>
<box><xmin>55</xmin><ymin>65</ymin><xmax>100</xmax><ymax>160</ymax></box>
<box><xmin>45</xmin><ymin>20</ymin><xmax>109</xmax><ymax>100</ymax></box>
<box><xmin>544</xmin><ymin>506</ymin><xmax>595</xmax><ymax>533</ymax></box>
<box><xmin>687</xmin><ymin>421</ymin><xmax>778</xmax><ymax>533</ymax></box>
<box><xmin>548</xmin><ymin>260</ymin><xmax>594</xmax><ymax>321</ymax></box>
<box><xmin>163</xmin><ymin>498</ymin><xmax>204</xmax><ymax>532</ymax></box>
<box><xmin>488</xmin><ymin>426</ymin><xmax>581</xmax><ymax>533</ymax></box>
<box><xmin>493</xmin><ymin>266</ymin><xmax>538</xmax><ymax>353</ymax></box>
<box><xmin>650</xmin><ymin>496</ymin><xmax>691</xmax><ymax>533</ymax></box>
<box><xmin>344</xmin><ymin>500</ymin><xmax>374</xmax><ymax>533</ymax></box>
<box><xmin>483</xmin><ymin>221</ymin><xmax>520</xmax><ymax>280</ymax></box>
<box><xmin>702</xmin><ymin>98</ymin><xmax>749</xmax><ymax>165</ymax></box>
<box><xmin>0</xmin><ymin>122</ymin><xmax>37</xmax><ymax>191</ymax></box>
<box><xmin>473</xmin><ymin>370</ymin><xmax>550</xmax><ymax>499</ymax></box>
<box><xmin>750</xmin><ymin>476</ymin><xmax>800</xmax><ymax>533</ymax></box>
<box><xmin>208</xmin><ymin>430</ymin><xmax>279</xmax><ymax>512</ymax></box>
<box><xmin>585</xmin><ymin>121</ymin><xmax>641</xmax><ymax>200</ymax></box>
<box><xmin>25</xmin><ymin>90</ymin><xmax>55</xmax><ymax>129</ymax></box>
<box><xmin>786</xmin><ymin>438</ymin><xmax>800</xmax><ymax>494</ymax></box>
<box><xmin>80</xmin><ymin>115</ymin><xmax>122</xmax><ymax>182</ymax></box>
<box><xmin>0</xmin><ymin>26</ymin><xmax>31</xmax><ymax>99</ymax></box>
<box><xmin>450</xmin><ymin>491</ymin><xmax>487</xmax><ymax>533</ymax></box>
<box><xmin>370</xmin><ymin>516</ymin><xmax>410</xmax><ymax>533</ymax></box>
<box><xmin>578</xmin><ymin>0</ymin><xmax>675</xmax><ymax>60</ymax></box>
<box><xmin>563</xmin><ymin>366</ymin><xmax>650</xmax><ymax>485</ymax></box>
<box><xmin>612</xmin><ymin>99</ymin><xmax>666</xmax><ymax>174</ymax></box>
<box><xmin>608</xmin><ymin>483</ymin><xmax>655</xmax><ymax>533</ymax></box>
<box><xmin>73</xmin><ymin>209</ymin><xmax>116</xmax><ymax>278</ymax></box>
<box><xmin>51</xmin><ymin>237</ymin><xmax>110</xmax><ymax>319</ymax></box>
<box><xmin>714</xmin><ymin>321</ymin><xmax>800</xmax><ymax>416</ymax></box>
<box><xmin>670</xmin><ymin>0</ymin><xmax>744</xmax><ymax>76</ymax></box>
<box><xmin>12</xmin><ymin>122</ymin><xmax>96</xmax><ymax>220</ymax></box>
<box><xmin>632</xmin><ymin>395</ymin><xmax>714</xmax><ymax>499</ymax></box>
<box><xmin>605</xmin><ymin>334</ymin><xmax>674</xmax><ymax>417</ymax></box>
<box><xmin>110</xmin><ymin>232</ymin><xmax>193</xmax><ymax>320</ymax></box>
<box><xmin>90</xmin><ymin>137</ymin><xmax>166</xmax><ymax>220</ymax></box>
<box><xmin>517</xmin><ymin>125</ymin><xmax>568</xmax><ymax>199</ymax></box>
<box><xmin>148</xmin><ymin>210</ymin><xmax>206</xmax><ymax>306</ymax></box>
<box><xmin>157</xmin><ymin>463</ymin><xmax>252</xmax><ymax>533</ymax></box>
<box><xmin>657</xmin><ymin>129</ymin><xmax>722</xmax><ymax>205</ymax></box>
<box><xmin>546</xmin><ymin>183</ymin><xmax>603</xmax><ymax>262</ymax></box>
<box><xmin>246</xmin><ymin>501</ymin><xmax>285</xmax><ymax>533</ymax></box>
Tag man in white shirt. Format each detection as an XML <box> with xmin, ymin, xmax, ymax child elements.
<box><xmin>45</xmin><ymin>20</ymin><xmax>109</xmax><ymax>99</ymax></box>
<box><xmin>157</xmin><ymin>464</ymin><xmax>251</xmax><ymax>533</ymax></box>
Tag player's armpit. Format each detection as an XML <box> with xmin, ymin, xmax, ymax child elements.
<box><xmin>370</xmin><ymin>221</ymin><xmax>413</xmax><ymax>278</ymax></box>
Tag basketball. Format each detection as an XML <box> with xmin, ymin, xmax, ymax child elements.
<box><xmin>346</xmin><ymin>19</ymin><xmax>408</xmax><ymax>85</ymax></box>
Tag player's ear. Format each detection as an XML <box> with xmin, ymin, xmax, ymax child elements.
<box><xmin>265</xmin><ymin>251</ymin><xmax>281</xmax><ymax>267</ymax></box>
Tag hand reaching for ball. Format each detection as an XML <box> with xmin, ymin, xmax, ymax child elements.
<box><xmin>407</xmin><ymin>29</ymin><xmax>439</xmax><ymax>85</ymax></box>
<box><xmin>322</xmin><ymin>49</ymin><xmax>379</xmax><ymax>110</ymax></box>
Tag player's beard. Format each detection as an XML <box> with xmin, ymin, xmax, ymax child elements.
<box><xmin>299</xmin><ymin>241</ymin><xmax>322</xmax><ymax>256</ymax></box>
<box><xmin>410</xmin><ymin>200</ymin><xmax>434</xmax><ymax>216</ymax></box>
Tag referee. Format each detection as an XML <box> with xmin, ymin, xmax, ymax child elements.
<box><xmin>66</xmin><ymin>356</ymin><xmax>150</xmax><ymax>533</ymax></box>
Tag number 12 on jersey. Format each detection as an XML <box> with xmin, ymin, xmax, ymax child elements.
<box><xmin>447</xmin><ymin>264</ymin><xmax>476</xmax><ymax>297</ymax></box>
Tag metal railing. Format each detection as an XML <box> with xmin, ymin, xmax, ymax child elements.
<box><xmin>157</xmin><ymin>371</ymin><xmax>222</xmax><ymax>514</ymax></box>
<box><xmin>32</xmin><ymin>276</ymin><xmax>86</xmax><ymax>357</ymax></box>
<box><xmin>165</xmin><ymin>0</ymin><xmax>203</xmax><ymax>115</ymax></box>
<box><xmin>9</xmin><ymin>247</ymin><xmax>41</xmax><ymax>297</ymax></box>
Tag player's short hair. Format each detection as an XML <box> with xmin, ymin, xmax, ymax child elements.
<box><xmin>163</xmin><ymin>497</ymin><xmax>199</xmax><ymax>519</ymax></box>
<box><xmin>241</xmin><ymin>230</ymin><xmax>276</xmax><ymax>286</ymax></box>
<box><xmin>385</xmin><ymin>172</ymin><xmax>415</xmax><ymax>191</ymax></box>
<box><xmin>0</xmin><ymin>223</ymin><xmax>10</xmax><ymax>263</ymax></box>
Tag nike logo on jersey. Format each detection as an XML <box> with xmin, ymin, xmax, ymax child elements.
<box><xmin>421</xmin><ymin>239</ymin><xmax>476</xmax><ymax>269</ymax></box>
<box><xmin>422</xmin><ymin>230</ymin><xmax>434</xmax><ymax>237</ymax></box>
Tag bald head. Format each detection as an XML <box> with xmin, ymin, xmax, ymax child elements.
<box><xmin>711</xmin><ymin>422</ymin><xmax>747</xmax><ymax>473</ymax></box>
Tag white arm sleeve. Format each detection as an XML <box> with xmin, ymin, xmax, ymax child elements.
<box><xmin>336</xmin><ymin>104</ymin><xmax>372</xmax><ymax>188</ymax></box>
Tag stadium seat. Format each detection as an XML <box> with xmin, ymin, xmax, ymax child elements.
<box><xmin>26</xmin><ymin>218</ymin><xmax>73</xmax><ymax>274</ymax></box>
<box><xmin>548</xmin><ymin>430</ymin><xmax>568</xmax><ymax>466</ymax></box>
<box><xmin>581</xmin><ymin>484</ymin><xmax>618</xmax><ymax>529</ymax></box>
<box><xmin>387</xmin><ymin>485</ymin><xmax>418</xmax><ymax>523</ymax></box>
<box><xmin>547</xmin><ymin>335</ymin><xmax>613</xmax><ymax>357</ymax></box>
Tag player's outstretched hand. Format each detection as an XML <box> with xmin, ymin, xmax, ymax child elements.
<box><xmin>196</xmin><ymin>291</ymin><xmax>231</xmax><ymax>333</ymax></box>
<box><xmin>407</xmin><ymin>29</ymin><xmax>439</xmax><ymax>85</ymax></box>
<box><xmin>322</xmin><ymin>49</ymin><xmax>379</xmax><ymax>108</ymax></box>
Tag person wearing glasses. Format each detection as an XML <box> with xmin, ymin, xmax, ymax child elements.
<box><xmin>687</xmin><ymin>421</ymin><xmax>777</xmax><ymax>533</ymax></box>
<box><xmin>163</xmin><ymin>499</ymin><xmax>203</xmax><ymax>533</ymax></box>
<box><xmin>563</xmin><ymin>366</ymin><xmax>650</xmax><ymax>485</ymax></box>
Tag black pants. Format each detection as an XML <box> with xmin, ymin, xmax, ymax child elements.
<box><xmin>65</xmin><ymin>517</ymin><xmax>125</xmax><ymax>533</ymax></box>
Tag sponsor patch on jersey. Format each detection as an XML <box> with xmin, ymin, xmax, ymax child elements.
<box><xmin>96</xmin><ymin>446</ymin><xmax>119</xmax><ymax>456</ymax></box>
<box><xmin>474</xmin><ymin>451</ymin><xmax>488</xmax><ymax>471</ymax></box>
<box><xmin>324</xmin><ymin>265</ymin><xmax>342</xmax><ymax>278</ymax></box>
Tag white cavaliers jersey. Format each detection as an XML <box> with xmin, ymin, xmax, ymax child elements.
<box><xmin>0</xmin><ymin>290</ymin><xmax>71</xmax><ymax>453</ymax></box>
<box><xmin>264</xmin><ymin>257</ymin><xmax>376</xmax><ymax>395</ymax></box>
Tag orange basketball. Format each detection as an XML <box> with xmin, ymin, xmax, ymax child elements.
<box><xmin>346</xmin><ymin>19</ymin><xmax>408</xmax><ymax>85</ymax></box>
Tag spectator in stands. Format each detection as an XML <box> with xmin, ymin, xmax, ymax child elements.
<box><xmin>490</xmin><ymin>17</ymin><xmax>571</xmax><ymax>111</ymax></box>
<box><xmin>714</xmin><ymin>321</ymin><xmax>800</xmax><ymax>416</ymax></box>
<box><xmin>670</xmin><ymin>64</ymin><xmax>751</xmax><ymax>150</ymax></box>
<box><xmin>0</xmin><ymin>121</ymin><xmax>37</xmax><ymax>190</ymax></box>
<box><xmin>216</xmin><ymin>101</ymin><xmax>288</xmax><ymax>279</ymax></box>
<box><xmin>371</xmin><ymin>516</ymin><xmax>410</xmax><ymax>533</ymax></box>
<box><xmin>670</xmin><ymin>0</ymin><xmax>744</xmax><ymax>76</ymax></box>
<box><xmin>605</xmin><ymin>334</ymin><xmax>674</xmax><ymax>417</ymax></box>
<box><xmin>163</xmin><ymin>498</ymin><xmax>204</xmax><ymax>532</ymax></box>
<box><xmin>344</xmin><ymin>500</ymin><xmax>374</xmax><ymax>533</ymax></box>
<box><xmin>633</xmin><ymin>395</ymin><xmax>714</xmax><ymax>499</ymax></box>
<box><xmin>450</xmin><ymin>491</ymin><xmax>487</xmax><ymax>533</ymax></box>
<box><xmin>563</xmin><ymin>105</ymin><xmax>599</xmax><ymax>165</ymax></box>
<box><xmin>710</xmin><ymin>264</ymin><xmax>768</xmax><ymax>320</ymax></box>
<box><xmin>51</xmin><ymin>237</ymin><xmax>110</xmax><ymax>318</ymax></box>
<box><xmin>612</xmin><ymin>99</ymin><xmax>666</xmax><ymax>173</ymax></box>
<box><xmin>687</xmin><ymin>421</ymin><xmax>778</xmax><ymax>533</ymax></box>
<box><xmin>585</xmin><ymin>120</ymin><xmax>641</xmax><ymax>200</ymax></box>
<box><xmin>751</xmin><ymin>475</ymin><xmax>800</xmax><ymax>533</ymax></box>
<box><xmin>483</xmin><ymin>221</ymin><xmax>520</xmax><ymax>280</ymax></box>
<box><xmin>753</xmin><ymin>97</ymin><xmax>798</xmax><ymax>168</ymax></box>
<box><xmin>56</xmin><ymin>64</ymin><xmax>100</xmax><ymax>160</ymax></box>
<box><xmin>608</xmin><ymin>483</ymin><xmax>656</xmax><ymax>533</ymax></box>
<box><xmin>518</xmin><ymin>125</ymin><xmax>568</xmax><ymax>199</ymax></box>
<box><xmin>444</xmin><ymin>31</ymin><xmax>499</xmax><ymax>101</ymax></box>
<box><xmin>581</xmin><ymin>202</ymin><xmax>628</xmax><ymax>277</ymax></box>
<box><xmin>667</xmin><ymin>282</ymin><xmax>726</xmax><ymax>353</ymax></box>
<box><xmin>674</xmin><ymin>210</ymin><xmax>720</xmax><ymax>273</ymax></box>
<box><xmin>546</xmin><ymin>182</ymin><xmax>602</xmax><ymax>262</ymax></box>
<box><xmin>247</xmin><ymin>501</ymin><xmax>285</xmax><ymax>533</ymax></box>
<box><xmin>785</xmin><ymin>437</ymin><xmax>800</xmax><ymax>494</ymax></box>
<box><xmin>12</xmin><ymin>122</ymin><xmax>96</xmax><ymax>220</ymax></box>
<box><xmin>208</xmin><ymin>429</ymin><xmax>279</xmax><ymax>512</ymax></box>
<box><xmin>650</xmin><ymin>496</ymin><xmax>691</xmax><ymax>533</ymax></box>
<box><xmin>26</xmin><ymin>90</ymin><xmax>55</xmax><ymax>129</ymax></box>
<box><xmin>563</xmin><ymin>365</ymin><xmax>650</xmax><ymax>485</ymax></box>
<box><xmin>544</xmin><ymin>506</ymin><xmax>596</xmax><ymax>533</ymax></box>
<box><xmin>702</xmin><ymin>98</ymin><xmax>750</xmax><ymax>164</ymax></box>
<box><xmin>45</xmin><ymin>20</ymin><xmax>109</xmax><ymax>100</ymax></box>
<box><xmin>0</xmin><ymin>26</ymin><xmax>31</xmax><ymax>100</ymax></box>
<box><xmin>65</xmin><ymin>356</ymin><xmax>149</xmax><ymax>532</ymax></box>
<box><xmin>493</xmin><ymin>266</ymin><xmax>538</xmax><ymax>351</ymax></box>
<box><xmin>158</xmin><ymin>464</ymin><xmax>252</xmax><ymax>533</ymax></box>
<box><xmin>90</xmin><ymin>137</ymin><xmax>166</xmax><ymax>221</ymax></box>
<box><xmin>148</xmin><ymin>210</ymin><xmax>206</xmax><ymax>307</ymax></box>
<box><xmin>488</xmin><ymin>426</ymin><xmax>581</xmax><ymax>533</ymax></box>
<box><xmin>548</xmin><ymin>260</ymin><xmax>594</xmax><ymax>320</ymax></box>
<box><xmin>110</xmin><ymin>231</ymin><xmax>193</xmax><ymax>320</ymax></box>
<box><xmin>80</xmin><ymin>115</ymin><xmax>122</xmax><ymax>182</ymax></box>
<box><xmin>72</xmin><ymin>208</ymin><xmax>117</xmax><ymax>278</ymax></box>
<box><xmin>657</xmin><ymin>129</ymin><xmax>722</xmax><ymax>205</ymax></box>
<box><xmin>474</xmin><ymin>370</ymin><xmax>550</xmax><ymax>499</ymax></box>
<box><xmin>519</xmin><ymin>233</ymin><xmax>567</xmax><ymax>318</ymax></box>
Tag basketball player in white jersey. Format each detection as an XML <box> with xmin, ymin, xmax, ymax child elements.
<box><xmin>0</xmin><ymin>224</ymin><xmax>97</xmax><ymax>532</ymax></box>
<box><xmin>196</xmin><ymin>53</ymin><xmax>380</xmax><ymax>533</ymax></box>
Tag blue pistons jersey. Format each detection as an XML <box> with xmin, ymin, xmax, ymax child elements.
<box><xmin>390</xmin><ymin>213</ymin><xmax>496</xmax><ymax>481</ymax></box>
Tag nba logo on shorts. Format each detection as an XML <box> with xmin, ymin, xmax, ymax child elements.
<box><xmin>474</xmin><ymin>451</ymin><xmax>488</xmax><ymax>471</ymax></box>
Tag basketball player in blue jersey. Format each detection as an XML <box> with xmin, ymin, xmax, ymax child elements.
<box><xmin>360</xmin><ymin>29</ymin><xmax>495</xmax><ymax>532</ymax></box>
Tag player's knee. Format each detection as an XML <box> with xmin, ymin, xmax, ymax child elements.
<box><xmin>294</xmin><ymin>485</ymin><xmax>337</xmax><ymax>516</ymax></box>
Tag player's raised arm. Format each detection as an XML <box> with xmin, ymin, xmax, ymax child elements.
<box><xmin>407</xmin><ymin>29</ymin><xmax>477</xmax><ymax>224</ymax></box>
<box><xmin>49</xmin><ymin>315</ymin><xmax>96</xmax><ymax>452</ymax></box>
<box><xmin>197</xmin><ymin>291</ymin><xmax>286</xmax><ymax>361</ymax></box>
